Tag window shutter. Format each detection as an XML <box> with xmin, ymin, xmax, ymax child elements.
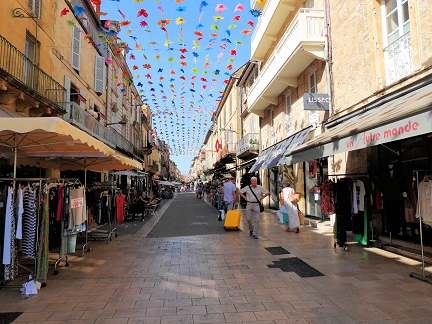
<box><xmin>94</xmin><ymin>55</ymin><xmax>105</xmax><ymax>93</ymax></box>
<box><xmin>71</xmin><ymin>26</ymin><xmax>81</xmax><ymax>71</ymax></box>
<box><xmin>34</xmin><ymin>0</ymin><xmax>40</xmax><ymax>17</ymax></box>
<box><xmin>79</xmin><ymin>90</ymin><xmax>86</xmax><ymax>109</ymax></box>
<box><xmin>64</xmin><ymin>75</ymin><xmax>71</xmax><ymax>102</ymax></box>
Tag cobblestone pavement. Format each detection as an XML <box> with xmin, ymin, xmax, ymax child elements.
<box><xmin>1</xmin><ymin>193</ymin><xmax>432</xmax><ymax>323</ymax></box>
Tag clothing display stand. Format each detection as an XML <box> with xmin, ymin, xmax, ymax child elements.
<box><xmin>0</xmin><ymin>177</ymin><xmax>44</xmax><ymax>289</ymax></box>
<box><xmin>409</xmin><ymin>170</ymin><xmax>432</xmax><ymax>284</ymax></box>
<box><xmin>87</xmin><ymin>182</ymin><xmax>118</xmax><ymax>244</ymax></box>
<box><xmin>326</xmin><ymin>173</ymin><xmax>382</xmax><ymax>252</ymax></box>
<box><xmin>52</xmin><ymin>178</ymin><xmax>84</xmax><ymax>275</ymax></box>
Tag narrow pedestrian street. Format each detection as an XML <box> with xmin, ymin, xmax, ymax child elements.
<box><xmin>1</xmin><ymin>193</ymin><xmax>432</xmax><ymax>324</ymax></box>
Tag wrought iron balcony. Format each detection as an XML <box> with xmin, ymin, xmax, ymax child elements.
<box><xmin>63</xmin><ymin>102</ymin><xmax>135</xmax><ymax>155</ymax></box>
<box><xmin>0</xmin><ymin>34</ymin><xmax>66</xmax><ymax>114</ymax></box>
<box><xmin>383</xmin><ymin>32</ymin><xmax>413</xmax><ymax>86</ymax></box>
<box><xmin>236</xmin><ymin>133</ymin><xmax>259</xmax><ymax>159</ymax></box>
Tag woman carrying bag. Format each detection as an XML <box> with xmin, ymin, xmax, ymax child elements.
<box><xmin>280</xmin><ymin>180</ymin><xmax>300</xmax><ymax>233</ymax></box>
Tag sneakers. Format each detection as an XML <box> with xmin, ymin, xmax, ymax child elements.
<box><xmin>253</xmin><ymin>235</ymin><xmax>258</xmax><ymax>239</ymax></box>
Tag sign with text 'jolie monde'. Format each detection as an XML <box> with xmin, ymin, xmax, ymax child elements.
<box><xmin>303</xmin><ymin>93</ymin><xmax>330</xmax><ymax>111</ymax></box>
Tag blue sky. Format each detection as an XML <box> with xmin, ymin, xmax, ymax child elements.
<box><xmin>100</xmin><ymin>0</ymin><xmax>254</xmax><ymax>174</ymax></box>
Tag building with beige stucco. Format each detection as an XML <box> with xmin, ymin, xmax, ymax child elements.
<box><xmin>282</xmin><ymin>0</ymin><xmax>432</xmax><ymax>248</ymax></box>
<box><xmin>239</xmin><ymin>0</ymin><xmax>329</xmax><ymax>220</ymax></box>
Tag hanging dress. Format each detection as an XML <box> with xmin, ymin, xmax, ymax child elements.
<box><xmin>282</xmin><ymin>187</ymin><xmax>300</xmax><ymax>229</ymax></box>
<box><xmin>15</xmin><ymin>188</ymin><xmax>23</xmax><ymax>240</ymax></box>
<box><xmin>36</xmin><ymin>189</ymin><xmax>49</xmax><ymax>283</ymax></box>
<box><xmin>3</xmin><ymin>186</ymin><xmax>17</xmax><ymax>281</ymax></box>
<box><xmin>116</xmin><ymin>194</ymin><xmax>126</xmax><ymax>223</ymax></box>
<box><xmin>22</xmin><ymin>187</ymin><xmax>37</xmax><ymax>259</ymax></box>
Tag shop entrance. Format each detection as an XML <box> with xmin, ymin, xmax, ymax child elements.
<box><xmin>378</xmin><ymin>135</ymin><xmax>432</xmax><ymax>246</ymax></box>
<box><xmin>304</xmin><ymin>159</ymin><xmax>328</xmax><ymax>220</ymax></box>
<box><xmin>268</xmin><ymin>167</ymin><xmax>280</xmax><ymax>209</ymax></box>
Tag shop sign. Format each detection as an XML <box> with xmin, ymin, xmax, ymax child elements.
<box><xmin>215</xmin><ymin>139</ymin><xmax>221</xmax><ymax>153</ymax></box>
<box><xmin>286</xmin><ymin>110</ymin><xmax>432</xmax><ymax>166</ymax></box>
<box><xmin>303</xmin><ymin>93</ymin><xmax>330</xmax><ymax>111</ymax></box>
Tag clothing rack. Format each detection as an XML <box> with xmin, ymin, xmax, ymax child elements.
<box><xmin>0</xmin><ymin>178</ymin><xmax>47</xmax><ymax>289</ymax></box>
<box><xmin>86</xmin><ymin>183</ymin><xmax>118</xmax><ymax>243</ymax></box>
<box><xmin>325</xmin><ymin>173</ymin><xmax>380</xmax><ymax>252</ymax></box>
<box><xmin>410</xmin><ymin>170</ymin><xmax>432</xmax><ymax>284</ymax></box>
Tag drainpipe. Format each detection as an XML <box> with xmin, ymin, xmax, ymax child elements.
<box><xmin>324</xmin><ymin>0</ymin><xmax>333</xmax><ymax>118</ymax></box>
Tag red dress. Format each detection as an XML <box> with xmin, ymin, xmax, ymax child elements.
<box><xmin>115</xmin><ymin>194</ymin><xmax>126</xmax><ymax>223</ymax></box>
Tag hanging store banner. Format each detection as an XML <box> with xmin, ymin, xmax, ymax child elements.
<box><xmin>249</xmin><ymin>126</ymin><xmax>312</xmax><ymax>172</ymax></box>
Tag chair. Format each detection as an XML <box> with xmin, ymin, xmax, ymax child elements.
<box><xmin>145</xmin><ymin>203</ymin><xmax>158</xmax><ymax>219</ymax></box>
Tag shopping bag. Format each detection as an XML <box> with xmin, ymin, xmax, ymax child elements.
<box><xmin>218</xmin><ymin>209</ymin><xmax>225</xmax><ymax>221</ymax></box>
<box><xmin>277</xmin><ymin>211</ymin><xmax>283</xmax><ymax>223</ymax></box>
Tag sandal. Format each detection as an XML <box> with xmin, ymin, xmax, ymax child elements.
<box><xmin>286</xmin><ymin>228</ymin><xmax>290</xmax><ymax>232</ymax></box>
<box><xmin>295</xmin><ymin>228</ymin><xmax>299</xmax><ymax>233</ymax></box>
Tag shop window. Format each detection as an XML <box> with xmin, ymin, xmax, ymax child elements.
<box><xmin>285</xmin><ymin>95</ymin><xmax>292</xmax><ymax>136</ymax></box>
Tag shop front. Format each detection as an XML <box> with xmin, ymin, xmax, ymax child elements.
<box><xmin>249</xmin><ymin>126</ymin><xmax>312</xmax><ymax>209</ymax></box>
<box><xmin>283</xmin><ymin>79</ymin><xmax>432</xmax><ymax>247</ymax></box>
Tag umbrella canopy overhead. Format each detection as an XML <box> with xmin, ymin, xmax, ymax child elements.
<box><xmin>0</xmin><ymin>117</ymin><xmax>142</xmax><ymax>171</ymax></box>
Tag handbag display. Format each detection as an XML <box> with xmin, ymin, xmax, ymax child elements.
<box><xmin>249</xmin><ymin>185</ymin><xmax>265</xmax><ymax>212</ymax></box>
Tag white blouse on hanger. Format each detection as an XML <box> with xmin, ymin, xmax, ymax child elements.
<box><xmin>417</xmin><ymin>180</ymin><xmax>432</xmax><ymax>225</ymax></box>
<box><xmin>3</xmin><ymin>187</ymin><xmax>13</xmax><ymax>265</ymax></box>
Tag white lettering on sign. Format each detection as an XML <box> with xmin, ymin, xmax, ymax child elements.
<box><xmin>71</xmin><ymin>197</ymin><xmax>84</xmax><ymax>209</ymax></box>
<box><xmin>307</xmin><ymin>97</ymin><xmax>329</xmax><ymax>103</ymax></box>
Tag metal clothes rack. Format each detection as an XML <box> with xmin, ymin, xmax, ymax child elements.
<box><xmin>0</xmin><ymin>178</ymin><xmax>44</xmax><ymax>289</ymax></box>
<box><xmin>325</xmin><ymin>173</ymin><xmax>382</xmax><ymax>251</ymax></box>
<box><xmin>52</xmin><ymin>178</ymin><xmax>85</xmax><ymax>274</ymax></box>
<box><xmin>410</xmin><ymin>170</ymin><xmax>432</xmax><ymax>284</ymax></box>
<box><xmin>86</xmin><ymin>182</ymin><xmax>118</xmax><ymax>244</ymax></box>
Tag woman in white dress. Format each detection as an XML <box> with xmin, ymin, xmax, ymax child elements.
<box><xmin>280</xmin><ymin>180</ymin><xmax>300</xmax><ymax>233</ymax></box>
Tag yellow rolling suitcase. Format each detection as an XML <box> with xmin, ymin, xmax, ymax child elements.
<box><xmin>223</xmin><ymin>209</ymin><xmax>241</xmax><ymax>231</ymax></box>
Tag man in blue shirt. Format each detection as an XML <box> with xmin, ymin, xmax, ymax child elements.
<box><xmin>222</xmin><ymin>176</ymin><xmax>237</xmax><ymax>211</ymax></box>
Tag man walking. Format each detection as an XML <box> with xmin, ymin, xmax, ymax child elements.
<box><xmin>238</xmin><ymin>177</ymin><xmax>269</xmax><ymax>239</ymax></box>
<box><xmin>222</xmin><ymin>175</ymin><xmax>237</xmax><ymax>211</ymax></box>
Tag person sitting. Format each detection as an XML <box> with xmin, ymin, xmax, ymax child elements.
<box><xmin>149</xmin><ymin>195</ymin><xmax>157</xmax><ymax>205</ymax></box>
<box><xmin>138</xmin><ymin>192</ymin><xmax>150</xmax><ymax>221</ymax></box>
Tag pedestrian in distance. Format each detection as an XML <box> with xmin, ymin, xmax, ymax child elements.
<box><xmin>238</xmin><ymin>177</ymin><xmax>269</xmax><ymax>239</ymax></box>
<box><xmin>280</xmin><ymin>180</ymin><xmax>300</xmax><ymax>233</ymax></box>
<box><xmin>222</xmin><ymin>175</ymin><xmax>237</xmax><ymax>211</ymax></box>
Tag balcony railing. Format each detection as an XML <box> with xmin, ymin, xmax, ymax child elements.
<box><xmin>63</xmin><ymin>102</ymin><xmax>135</xmax><ymax>155</ymax></box>
<box><xmin>383</xmin><ymin>32</ymin><xmax>413</xmax><ymax>85</ymax></box>
<box><xmin>0</xmin><ymin>35</ymin><xmax>66</xmax><ymax>112</ymax></box>
<box><xmin>251</xmin><ymin>0</ymin><xmax>274</xmax><ymax>43</ymax></box>
<box><xmin>236</xmin><ymin>133</ymin><xmax>259</xmax><ymax>156</ymax></box>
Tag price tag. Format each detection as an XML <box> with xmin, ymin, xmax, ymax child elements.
<box><xmin>71</xmin><ymin>197</ymin><xmax>84</xmax><ymax>209</ymax></box>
